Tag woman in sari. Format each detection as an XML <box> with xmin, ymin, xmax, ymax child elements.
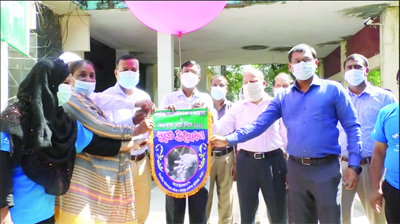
<box><xmin>55</xmin><ymin>59</ymin><xmax>154</xmax><ymax>224</ymax></box>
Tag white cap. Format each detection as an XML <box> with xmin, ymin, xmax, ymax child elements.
<box><xmin>59</xmin><ymin>52</ymin><xmax>82</xmax><ymax>64</ymax></box>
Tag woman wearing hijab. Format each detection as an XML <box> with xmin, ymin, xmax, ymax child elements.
<box><xmin>55</xmin><ymin>59</ymin><xmax>154</xmax><ymax>224</ymax></box>
<box><xmin>0</xmin><ymin>58</ymin><xmax>143</xmax><ymax>224</ymax></box>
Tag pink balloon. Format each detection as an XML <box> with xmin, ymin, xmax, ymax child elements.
<box><xmin>125</xmin><ymin>1</ymin><xmax>227</xmax><ymax>36</ymax></box>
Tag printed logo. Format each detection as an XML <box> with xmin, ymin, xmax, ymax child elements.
<box><xmin>392</xmin><ymin>132</ymin><xmax>399</xmax><ymax>139</ymax></box>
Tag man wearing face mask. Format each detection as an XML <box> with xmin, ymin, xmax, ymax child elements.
<box><xmin>272</xmin><ymin>72</ymin><xmax>294</xmax><ymax>97</ymax></box>
<box><xmin>206</xmin><ymin>75</ymin><xmax>235</xmax><ymax>224</ymax></box>
<box><xmin>159</xmin><ymin>60</ymin><xmax>217</xmax><ymax>224</ymax></box>
<box><xmin>212</xmin><ymin>69</ymin><xmax>288</xmax><ymax>224</ymax></box>
<box><xmin>338</xmin><ymin>54</ymin><xmax>396</xmax><ymax>224</ymax></box>
<box><xmin>99</xmin><ymin>54</ymin><xmax>154</xmax><ymax>224</ymax></box>
<box><xmin>210</xmin><ymin>44</ymin><xmax>363</xmax><ymax>224</ymax></box>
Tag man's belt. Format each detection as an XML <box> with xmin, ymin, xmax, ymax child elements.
<box><xmin>289</xmin><ymin>154</ymin><xmax>338</xmax><ymax>166</ymax></box>
<box><xmin>212</xmin><ymin>146</ymin><xmax>234</xmax><ymax>157</ymax></box>
<box><xmin>340</xmin><ymin>156</ymin><xmax>372</xmax><ymax>165</ymax></box>
<box><xmin>131</xmin><ymin>152</ymin><xmax>146</xmax><ymax>162</ymax></box>
<box><xmin>241</xmin><ymin>148</ymin><xmax>282</xmax><ymax>160</ymax></box>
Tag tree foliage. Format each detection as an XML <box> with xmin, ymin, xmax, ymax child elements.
<box><xmin>367</xmin><ymin>68</ymin><xmax>381</xmax><ymax>87</ymax></box>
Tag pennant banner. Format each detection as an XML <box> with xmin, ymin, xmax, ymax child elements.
<box><xmin>150</xmin><ymin>108</ymin><xmax>212</xmax><ymax>198</ymax></box>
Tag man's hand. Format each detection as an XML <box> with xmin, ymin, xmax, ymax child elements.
<box><xmin>135</xmin><ymin>118</ymin><xmax>154</xmax><ymax>136</ymax></box>
<box><xmin>136</xmin><ymin>99</ymin><xmax>156</xmax><ymax>114</ymax></box>
<box><xmin>343</xmin><ymin>167</ymin><xmax>359</xmax><ymax>190</ymax></box>
<box><xmin>165</xmin><ymin>104</ymin><xmax>177</xmax><ymax>112</ymax></box>
<box><xmin>209</xmin><ymin>135</ymin><xmax>229</xmax><ymax>148</ymax></box>
<box><xmin>192</xmin><ymin>100</ymin><xmax>205</xmax><ymax>109</ymax></box>
<box><xmin>370</xmin><ymin>190</ymin><xmax>383</xmax><ymax>213</ymax></box>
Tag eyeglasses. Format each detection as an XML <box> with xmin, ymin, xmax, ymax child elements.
<box><xmin>291</xmin><ymin>58</ymin><xmax>314</xmax><ymax>64</ymax></box>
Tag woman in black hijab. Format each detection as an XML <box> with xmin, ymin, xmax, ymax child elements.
<box><xmin>0</xmin><ymin>58</ymin><xmax>141</xmax><ymax>224</ymax></box>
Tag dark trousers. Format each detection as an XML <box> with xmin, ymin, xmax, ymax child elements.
<box><xmin>382</xmin><ymin>180</ymin><xmax>399</xmax><ymax>224</ymax></box>
<box><xmin>36</xmin><ymin>215</ymin><xmax>55</xmax><ymax>224</ymax></box>
<box><xmin>166</xmin><ymin>186</ymin><xmax>209</xmax><ymax>224</ymax></box>
<box><xmin>236</xmin><ymin>149</ymin><xmax>287</xmax><ymax>224</ymax></box>
<box><xmin>287</xmin><ymin>157</ymin><xmax>341</xmax><ymax>224</ymax></box>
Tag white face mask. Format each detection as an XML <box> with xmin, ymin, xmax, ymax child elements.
<box><xmin>292</xmin><ymin>61</ymin><xmax>315</xmax><ymax>80</ymax></box>
<box><xmin>210</xmin><ymin>86</ymin><xmax>226</xmax><ymax>101</ymax></box>
<box><xmin>345</xmin><ymin>69</ymin><xmax>365</xmax><ymax>86</ymax></box>
<box><xmin>273</xmin><ymin>87</ymin><xmax>286</xmax><ymax>97</ymax></box>
<box><xmin>72</xmin><ymin>78</ymin><xmax>96</xmax><ymax>96</ymax></box>
<box><xmin>181</xmin><ymin>72</ymin><xmax>198</xmax><ymax>89</ymax></box>
<box><xmin>243</xmin><ymin>81</ymin><xmax>263</xmax><ymax>102</ymax></box>
<box><xmin>57</xmin><ymin>83</ymin><xmax>72</xmax><ymax>106</ymax></box>
<box><xmin>118</xmin><ymin>71</ymin><xmax>140</xmax><ymax>90</ymax></box>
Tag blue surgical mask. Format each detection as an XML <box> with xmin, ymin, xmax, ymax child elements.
<box><xmin>345</xmin><ymin>69</ymin><xmax>365</xmax><ymax>86</ymax></box>
<box><xmin>57</xmin><ymin>83</ymin><xmax>72</xmax><ymax>106</ymax></box>
<box><xmin>292</xmin><ymin>61</ymin><xmax>315</xmax><ymax>81</ymax></box>
<box><xmin>210</xmin><ymin>86</ymin><xmax>226</xmax><ymax>101</ymax></box>
<box><xmin>118</xmin><ymin>71</ymin><xmax>139</xmax><ymax>90</ymax></box>
<box><xmin>72</xmin><ymin>78</ymin><xmax>96</xmax><ymax>96</ymax></box>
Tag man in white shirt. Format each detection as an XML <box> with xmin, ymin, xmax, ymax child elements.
<box><xmin>212</xmin><ymin>69</ymin><xmax>288</xmax><ymax>224</ymax></box>
<box><xmin>159</xmin><ymin>60</ymin><xmax>216</xmax><ymax>224</ymax></box>
<box><xmin>100</xmin><ymin>55</ymin><xmax>153</xmax><ymax>224</ymax></box>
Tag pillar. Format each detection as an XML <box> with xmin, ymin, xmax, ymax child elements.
<box><xmin>340</xmin><ymin>40</ymin><xmax>348</xmax><ymax>88</ymax></box>
<box><xmin>157</xmin><ymin>32</ymin><xmax>174</xmax><ymax>104</ymax></box>
<box><xmin>1</xmin><ymin>42</ymin><xmax>9</xmax><ymax>111</ymax></box>
<box><xmin>198</xmin><ymin>62</ymin><xmax>207</xmax><ymax>92</ymax></box>
<box><xmin>380</xmin><ymin>3</ymin><xmax>399</xmax><ymax>99</ymax></box>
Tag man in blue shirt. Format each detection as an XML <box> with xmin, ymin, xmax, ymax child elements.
<box><xmin>370</xmin><ymin>71</ymin><xmax>399</xmax><ymax>224</ymax></box>
<box><xmin>210</xmin><ymin>43</ymin><xmax>362</xmax><ymax>224</ymax></box>
<box><xmin>339</xmin><ymin>54</ymin><xmax>396</xmax><ymax>224</ymax></box>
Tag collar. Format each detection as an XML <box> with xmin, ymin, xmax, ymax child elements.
<box><xmin>114</xmin><ymin>83</ymin><xmax>136</xmax><ymax>97</ymax></box>
<box><xmin>292</xmin><ymin>74</ymin><xmax>322</xmax><ymax>90</ymax></box>
<box><xmin>177</xmin><ymin>88</ymin><xmax>200</xmax><ymax>98</ymax></box>
<box><xmin>347</xmin><ymin>81</ymin><xmax>372</xmax><ymax>97</ymax></box>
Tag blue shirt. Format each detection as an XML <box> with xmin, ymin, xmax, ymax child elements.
<box><xmin>371</xmin><ymin>103</ymin><xmax>399</xmax><ymax>189</ymax></box>
<box><xmin>339</xmin><ymin>83</ymin><xmax>396</xmax><ymax>158</ymax></box>
<box><xmin>226</xmin><ymin>75</ymin><xmax>362</xmax><ymax>166</ymax></box>
<box><xmin>0</xmin><ymin>120</ymin><xmax>93</xmax><ymax>224</ymax></box>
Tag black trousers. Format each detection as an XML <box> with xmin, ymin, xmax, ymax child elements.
<box><xmin>236</xmin><ymin>149</ymin><xmax>287</xmax><ymax>224</ymax></box>
<box><xmin>287</xmin><ymin>157</ymin><xmax>341</xmax><ymax>224</ymax></box>
<box><xmin>382</xmin><ymin>180</ymin><xmax>400</xmax><ymax>224</ymax></box>
<box><xmin>166</xmin><ymin>186</ymin><xmax>209</xmax><ymax>224</ymax></box>
<box><xmin>36</xmin><ymin>215</ymin><xmax>54</xmax><ymax>224</ymax></box>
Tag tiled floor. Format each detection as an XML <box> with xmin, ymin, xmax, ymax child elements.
<box><xmin>146</xmin><ymin>181</ymin><xmax>369</xmax><ymax>224</ymax></box>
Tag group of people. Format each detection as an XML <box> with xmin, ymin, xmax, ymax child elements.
<box><xmin>0</xmin><ymin>43</ymin><xmax>398</xmax><ymax>224</ymax></box>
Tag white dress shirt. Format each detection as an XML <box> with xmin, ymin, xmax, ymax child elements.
<box><xmin>95</xmin><ymin>83</ymin><xmax>151</xmax><ymax>156</ymax></box>
<box><xmin>159</xmin><ymin>88</ymin><xmax>217</xmax><ymax>118</ymax></box>
<box><xmin>212</xmin><ymin>94</ymin><xmax>287</xmax><ymax>153</ymax></box>
<box><xmin>90</xmin><ymin>92</ymin><xmax>137</xmax><ymax>111</ymax></box>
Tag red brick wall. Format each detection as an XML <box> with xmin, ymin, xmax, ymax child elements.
<box><xmin>323</xmin><ymin>46</ymin><xmax>341</xmax><ymax>79</ymax></box>
<box><xmin>346</xmin><ymin>25</ymin><xmax>380</xmax><ymax>58</ymax></box>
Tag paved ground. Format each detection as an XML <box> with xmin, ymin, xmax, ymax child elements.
<box><xmin>146</xmin><ymin>181</ymin><xmax>369</xmax><ymax>224</ymax></box>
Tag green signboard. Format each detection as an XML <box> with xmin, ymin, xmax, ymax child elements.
<box><xmin>1</xmin><ymin>1</ymin><xmax>30</xmax><ymax>56</ymax></box>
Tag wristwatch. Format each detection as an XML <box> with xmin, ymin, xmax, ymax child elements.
<box><xmin>348</xmin><ymin>165</ymin><xmax>362</xmax><ymax>175</ymax></box>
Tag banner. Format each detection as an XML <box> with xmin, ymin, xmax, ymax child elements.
<box><xmin>1</xmin><ymin>1</ymin><xmax>30</xmax><ymax>56</ymax></box>
<box><xmin>150</xmin><ymin>108</ymin><xmax>212</xmax><ymax>198</ymax></box>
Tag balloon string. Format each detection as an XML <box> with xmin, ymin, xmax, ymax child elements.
<box><xmin>178</xmin><ymin>32</ymin><xmax>182</xmax><ymax>67</ymax></box>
